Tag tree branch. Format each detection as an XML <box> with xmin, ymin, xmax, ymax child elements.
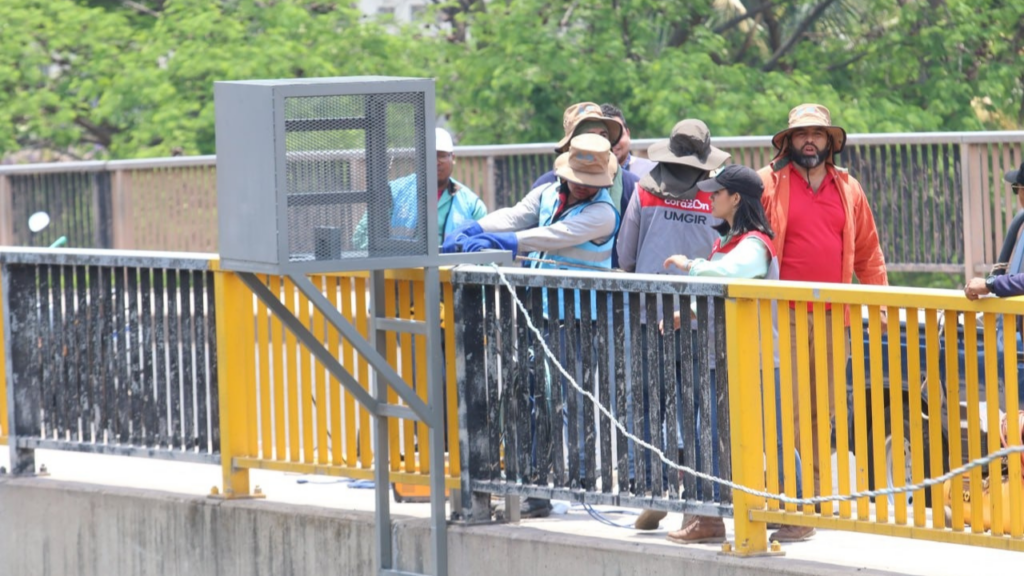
<box><xmin>763</xmin><ymin>6</ymin><xmax>782</xmax><ymax>54</ymax></box>
<box><xmin>433</xmin><ymin>0</ymin><xmax>484</xmax><ymax>43</ymax></box>
<box><xmin>612</xmin><ymin>0</ymin><xmax>639</xmax><ymax>62</ymax></box>
<box><xmin>1016</xmin><ymin>21</ymin><xmax>1024</xmax><ymax>124</ymax></box>
<box><xmin>826</xmin><ymin>50</ymin><xmax>869</xmax><ymax>72</ymax></box>
<box><xmin>713</xmin><ymin>1</ymin><xmax>774</xmax><ymax>35</ymax></box>
<box><xmin>74</xmin><ymin>116</ymin><xmax>119</xmax><ymax>149</ymax></box>
<box><xmin>559</xmin><ymin>0</ymin><xmax>580</xmax><ymax>29</ymax></box>
<box><xmin>825</xmin><ymin>23</ymin><xmax>891</xmax><ymax>72</ymax></box>
<box><xmin>761</xmin><ymin>0</ymin><xmax>840</xmax><ymax>72</ymax></box>
<box><xmin>730</xmin><ymin>12</ymin><xmax>763</xmax><ymax>64</ymax></box>
<box><xmin>122</xmin><ymin>0</ymin><xmax>159</xmax><ymax>17</ymax></box>
<box><xmin>666</xmin><ymin>11</ymin><xmax>708</xmax><ymax>48</ymax></box>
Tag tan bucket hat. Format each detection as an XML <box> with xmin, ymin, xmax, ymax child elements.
<box><xmin>646</xmin><ymin>119</ymin><xmax>730</xmax><ymax>170</ymax></box>
<box><xmin>555</xmin><ymin>102</ymin><xmax>624</xmax><ymax>153</ymax></box>
<box><xmin>772</xmin><ymin>103</ymin><xmax>847</xmax><ymax>154</ymax></box>
<box><xmin>554</xmin><ymin>134</ymin><xmax>616</xmax><ymax>188</ymax></box>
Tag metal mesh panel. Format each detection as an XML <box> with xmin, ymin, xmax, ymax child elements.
<box><xmin>284</xmin><ymin>92</ymin><xmax>428</xmax><ymax>262</ymax></box>
<box><xmin>9</xmin><ymin>172</ymin><xmax>108</xmax><ymax>248</ymax></box>
<box><xmin>124</xmin><ymin>166</ymin><xmax>218</xmax><ymax>252</ymax></box>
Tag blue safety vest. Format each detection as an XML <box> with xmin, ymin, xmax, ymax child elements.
<box><xmin>527</xmin><ymin>181</ymin><xmax>619</xmax><ymax>320</ymax></box>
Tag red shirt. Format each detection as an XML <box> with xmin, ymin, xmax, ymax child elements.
<box><xmin>779</xmin><ymin>169</ymin><xmax>845</xmax><ymax>283</ymax></box>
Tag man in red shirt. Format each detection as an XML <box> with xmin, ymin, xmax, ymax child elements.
<box><xmin>758</xmin><ymin>104</ymin><xmax>888</xmax><ymax>542</ymax></box>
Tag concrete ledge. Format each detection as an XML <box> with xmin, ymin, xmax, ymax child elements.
<box><xmin>0</xmin><ymin>477</ymin><xmax>912</xmax><ymax>576</ymax></box>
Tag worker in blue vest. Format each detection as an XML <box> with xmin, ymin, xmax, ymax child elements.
<box><xmin>442</xmin><ymin>134</ymin><xmax>619</xmax><ymax>518</ymax></box>
<box><xmin>529</xmin><ymin>101</ymin><xmax>639</xmax><ymax>269</ymax></box>
<box><xmin>442</xmin><ymin>133</ymin><xmax>619</xmax><ymax>269</ymax></box>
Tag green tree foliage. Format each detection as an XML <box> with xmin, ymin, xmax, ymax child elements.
<box><xmin>441</xmin><ymin>0</ymin><xmax>1024</xmax><ymax>143</ymax></box>
<box><xmin>0</xmin><ymin>0</ymin><xmax>1021</xmax><ymax>157</ymax></box>
<box><xmin>0</xmin><ymin>0</ymin><xmax>430</xmax><ymax>157</ymax></box>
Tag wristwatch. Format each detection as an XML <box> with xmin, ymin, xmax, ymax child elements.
<box><xmin>985</xmin><ymin>276</ymin><xmax>997</xmax><ymax>293</ymax></box>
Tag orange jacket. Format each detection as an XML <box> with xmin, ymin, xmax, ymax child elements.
<box><xmin>758</xmin><ymin>161</ymin><xmax>888</xmax><ymax>287</ymax></box>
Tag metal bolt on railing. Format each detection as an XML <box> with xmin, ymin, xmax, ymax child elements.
<box><xmin>210</xmin><ymin>486</ymin><xmax>220</xmax><ymax>496</ymax></box>
<box><xmin>771</xmin><ymin>541</ymin><xmax>782</xmax><ymax>553</ymax></box>
<box><xmin>721</xmin><ymin>542</ymin><xmax>733</xmax><ymax>553</ymax></box>
<box><xmin>38</xmin><ymin>464</ymin><xmax>48</xmax><ymax>475</ymax></box>
<box><xmin>253</xmin><ymin>485</ymin><xmax>263</xmax><ymax>496</ymax></box>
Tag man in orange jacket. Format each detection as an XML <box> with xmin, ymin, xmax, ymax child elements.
<box><xmin>758</xmin><ymin>103</ymin><xmax>888</xmax><ymax>542</ymax></box>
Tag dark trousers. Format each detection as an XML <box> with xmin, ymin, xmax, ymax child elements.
<box><xmin>628</xmin><ymin>328</ymin><xmax>802</xmax><ymax>500</ymax></box>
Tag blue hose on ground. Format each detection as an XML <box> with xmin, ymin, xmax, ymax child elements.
<box><xmin>578</xmin><ymin>502</ymin><xmax>642</xmax><ymax>529</ymax></box>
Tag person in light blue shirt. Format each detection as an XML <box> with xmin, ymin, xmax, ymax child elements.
<box><xmin>352</xmin><ymin>127</ymin><xmax>487</xmax><ymax>249</ymax></box>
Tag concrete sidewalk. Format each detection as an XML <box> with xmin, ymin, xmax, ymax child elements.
<box><xmin>1</xmin><ymin>446</ymin><xmax>1020</xmax><ymax>576</ymax></box>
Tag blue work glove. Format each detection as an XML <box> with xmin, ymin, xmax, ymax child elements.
<box><xmin>441</xmin><ymin>221</ymin><xmax>483</xmax><ymax>253</ymax></box>
<box><xmin>461</xmin><ymin>232</ymin><xmax>519</xmax><ymax>258</ymax></box>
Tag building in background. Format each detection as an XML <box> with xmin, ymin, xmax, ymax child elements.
<box><xmin>358</xmin><ymin>0</ymin><xmax>430</xmax><ymax>23</ymax></box>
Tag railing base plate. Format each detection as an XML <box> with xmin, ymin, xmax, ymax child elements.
<box><xmin>718</xmin><ymin>543</ymin><xmax>786</xmax><ymax>558</ymax></box>
<box><xmin>207</xmin><ymin>485</ymin><xmax>268</xmax><ymax>500</ymax></box>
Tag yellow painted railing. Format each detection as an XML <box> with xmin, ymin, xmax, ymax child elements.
<box><xmin>726</xmin><ymin>280</ymin><xmax>1024</xmax><ymax>554</ymax></box>
<box><xmin>5</xmin><ymin>252</ymin><xmax>1018</xmax><ymax>556</ymax></box>
<box><xmin>213</xmin><ymin>264</ymin><xmax>459</xmax><ymax>498</ymax></box>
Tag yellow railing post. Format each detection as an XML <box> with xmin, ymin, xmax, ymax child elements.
<box><xmin>212</xmin><ymin>265</ymin><xmax>257</xmax><ymax>497</ymax></box>
<box><xmin>724</xmin><ymin>296</ymin><xmax>768</xmax><ymax>555</ymax></box>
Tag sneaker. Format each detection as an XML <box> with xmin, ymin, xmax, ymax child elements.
<box><xmin>520</xmin><ymin>497</ymin><xmax>553</xmax><ymax>518</ymax></box>
<box><xmin>634</xmin><ymin>509</ymin><xmax>667</xmax><ymax>530</ymax></box>
<box><xmin>665</xmin><ymin>516</ymin><xmax>726</xmax><ymax>544</ymax></box>
<box><xmin>769</xmin><ymin>525</ymin><xmax>816</xmax><ymax>542</ymax></box>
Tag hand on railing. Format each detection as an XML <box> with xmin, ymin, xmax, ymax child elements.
<box><xmin>963</xmin><ymin>277</ymin><xmax>991</xmax><ymax>301</ymax></box>
<box><xmin>663</xmin><ymin>254</ymin><xmax>693</xmax><ymax>274</ymax></box>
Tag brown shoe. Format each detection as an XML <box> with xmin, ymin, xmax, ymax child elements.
<box><xmin>666</xmin><ymin>516</ymin><xmax>726</xmax><ymax>544</ymax></box>
<box><xmin>634</xmin><ymin>509</ymin><xmax>667</xmax><ymax>530</ymax></box>
<box><xmin>769</xmin><ymin>525</ymin><xmax>816</xmax><ymax>542</ymax></box>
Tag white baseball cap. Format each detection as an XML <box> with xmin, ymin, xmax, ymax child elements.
<box><xmin>436</xmin><ymin>128</ymin><xmax>454</xmax><ymax>153</ymax></box>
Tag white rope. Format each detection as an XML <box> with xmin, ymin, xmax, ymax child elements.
<box><xmin>489</xmin><ymin>264</ymin><xmax>1024</xmax><ymax>506</ymax></box>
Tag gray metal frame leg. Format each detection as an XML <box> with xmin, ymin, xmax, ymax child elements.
<box><xmin>424</xmin><ymin>267</ymin><xmax>449</xmax><ymax>576</ymax></box>
<box><xmin>371</xmin><ymin>270</ymin><xmax>394</xmax><ymax>573</ymax></box>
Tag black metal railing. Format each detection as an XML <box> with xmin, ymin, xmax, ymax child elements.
<box><xmin>452</xmin><ymin>266</ymin><xmax>733</xmax><ymax>519</ymax></box>
<box><xmin>2</xmin><ymin>249</ymin><xmax>219</xmax><ymax>466</ymax></box>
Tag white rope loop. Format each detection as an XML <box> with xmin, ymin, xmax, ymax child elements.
<box><xmin>488</xmin><ymin>263</ymin><xmax>1024</xmax><ymax>506</ymax></box>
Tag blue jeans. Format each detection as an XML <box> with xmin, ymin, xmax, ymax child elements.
<box><xmin>994</xmin><ymin>315</ymin><xmax>1024</xmax><ymax>408</ymax></box>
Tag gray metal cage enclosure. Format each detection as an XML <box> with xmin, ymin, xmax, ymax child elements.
<box><xmin>215</xmin><ymin>77</ymin><xmax>438</xmax><ymax>274</ymax></box>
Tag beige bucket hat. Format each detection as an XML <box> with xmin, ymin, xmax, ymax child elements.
<box><xmin>555</xmin><ymin>102</ymin><xmax>624</xmax><ymax>153</ymax></box>
<box><xmin>772</xmin><ymin>103</ymin><xmax>847</xmax><ymax>154</ymax></box>
<box><xmin>554</xmin><ymin>134</ymin><xmax>617</xmax><ymax>188</ymax></box>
